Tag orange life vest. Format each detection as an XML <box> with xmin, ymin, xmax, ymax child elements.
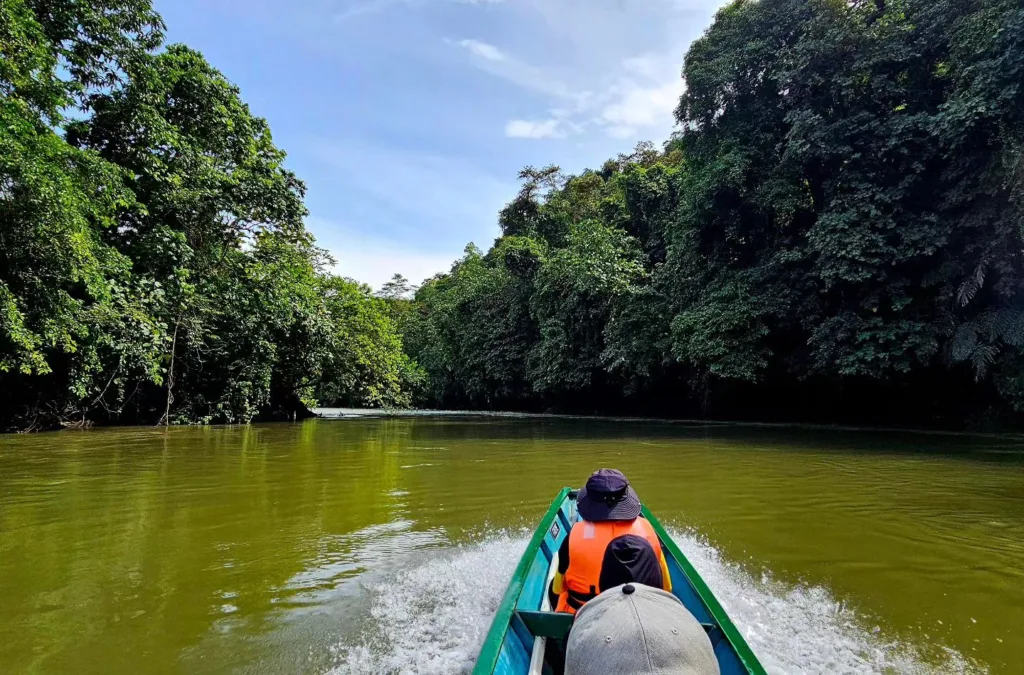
<box><xmin>555</xmin><ymin>518</ymin><xmax>663</xmax><ymax>614</ymax></box>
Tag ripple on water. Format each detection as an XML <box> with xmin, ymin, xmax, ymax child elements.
<box><xmin>327</xmin><ymin>530</ymin><xmax>986</xmax><ymax>675</ymax></box>
<box><xmin>281</xmin><ymin>521</ymin><xmax>447</xmax><ymax>608</ymax></box>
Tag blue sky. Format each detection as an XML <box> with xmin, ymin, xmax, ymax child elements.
<box><xmin>154</xmin><ymin>0</ymin><xmax>727</xmax><ymax>289</ymax></box>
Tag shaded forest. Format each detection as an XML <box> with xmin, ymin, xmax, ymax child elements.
<box><xmin>400</xmin><ymin>0</ymin><xmax>1024</xmax><ymax>429</ymax></box>
<box><xmin>3</xmin><ymin>0</ymin><xmax>1022</xmax><ymax>431</ymax></box>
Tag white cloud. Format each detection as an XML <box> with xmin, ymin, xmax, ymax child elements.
<box><xmin>309</xmin><ymin>220</ymin><xmax>460</xmax><ymax>290</ymax></box>
<box><xmin>457</xmin><ymin>38</ymin><xmax>506</xmax><ymax>62</ymax></box>
<box><xmin>301</xmin><ymin>137</ymin><xmax>515</xmax><ymax>288</ymax></box>
<box><xmin>333</xmin><ymin>0</ymin><xmax>409</xmax><ymax>23</ymax></box>
<box><xmin>604</xmin><ymin>125</ymin><xmax>637</xmax><ymax>139</ymax></box>
<box><xmin>336</xmin><ymin>0</ymin><xmax>504</xmax><ymax>23</ymax></box>
<box><xmin>471</xmin><ymin>45</ymin><xmax>683</xmax><ymax>141</ymax></box>
<box><xmin>305</xmin><ymin>138</ymin><xmax>513</xmax><ymax>239</ymax></box>
<box><xmin>622</xmin><ymin>55</ymin><xmax>662</xmax><ymax>79</ymax></box>
<box><xmin>599</xmin><ymin>80</ymin><xmax>683</xmax><ymax>132</ymax></box>
<box><xmin>451</xmin><ymin>37</ymin><xmax>586</xmax><ymax>102</ymax></box>
<box><xmin>450</xmin><ymin>2</ymin><xmax>695</xmax><ymax>146</ymax></box>
<box><xmin>505</xmin><ymin>119</ymin><xmax>563</xmax><ymax>139</ymax></box>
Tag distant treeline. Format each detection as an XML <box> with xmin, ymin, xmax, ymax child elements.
<box><xmin>400</xmin><ymin>0</ymin><xmax>1024</xmax><ymax>429</ymax></box>
<box><xmin>1</xmin><ymin>0</ymin><xmax>418</xmax><ymax>431</ymax></box>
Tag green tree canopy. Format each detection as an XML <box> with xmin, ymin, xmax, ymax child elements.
<box><xmin>403</xmin><ymin>0</ymin><xmax>1024</xmax><ymax>428</ymax></box>
<box><xmin>1</xmin><ymin>0</ymin><xmax>414</xmax><ymax>429</ymax></box>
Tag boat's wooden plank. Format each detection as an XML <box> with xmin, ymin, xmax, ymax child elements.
<box><xmin>665</xmin><ymin>554</ymin><xmax>716</xmax><ymax>624</ymax></box>
<box><xmin>518</xmin><ymin>552</ymin><xmax>552</xmax><ymax>612</ymax></box>
<box><xmin>510</xmin><ymin>612</ymin><xmax>535</xmax><ymax>654</ymax></box>
<box><xmin>525</xmin><ymin>635</ymin><xmax>546</xmax><ymax>675</ymax></box>
<box><xmin>473</xmin><ymin>487</ymin><xmax>572</xmax><ymax>675</ymax></box>
<box><xmin>527</xmin><ymin>544</ymin><xmax>561</xmax><ymax>675</ymax></box>
<box><xmin>641</xmin><ymin>506</ymin><xmax>768</xmax><ymax>675</ymax></box>
<box><xmin>497</xmin><ymin>627</ymin><xmax>531</xmax><ymax>675</ymax></box>
<box><xmin>476</xmin><ymin>489</ymin><xmax>766</xmax><ymax>675</ymax></box>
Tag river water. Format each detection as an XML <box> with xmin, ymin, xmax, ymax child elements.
<box><xmin>0</xmin><ymin>416</ymin><xmax>1021</xmax><ymax>674</ymax></box>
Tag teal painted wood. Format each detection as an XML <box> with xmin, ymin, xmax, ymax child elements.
<box><xmin>472</xmin><ymin>488</ymin><xmax>575</xmax><ymax>675</ymax></box>
<box><xmin>473</xmin><ymin>488</ymin><xmax>767</xmax><ymax>675</ymax></box>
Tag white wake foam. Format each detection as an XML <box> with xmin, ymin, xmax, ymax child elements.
<box><xmin>668</xmin><ymin>530</ymin><xmax>983</xmax><ymax>675</ymax></box>
<box><xmin>328</xmin><ymin>532</ymin><xmax>527</xmax><ymax>675</ymax></box>
<box><xmin>327</xmin><ymin>530</ymin><xmax>984</xmax><ymax>675</ymax></box>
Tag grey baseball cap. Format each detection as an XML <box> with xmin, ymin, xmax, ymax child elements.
<box><xmin>565</xmin><ymin>583</ymin><xmax>720</xmax><ymax>675</ymax></box>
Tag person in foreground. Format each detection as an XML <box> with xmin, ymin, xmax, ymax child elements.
<box><xmin>553</xmin><ymin>468</ymin><xmax>672</xmax><ymax>614</ymax></box>
<box><xmin>566</xmin><ymin>583</ymin><xmax>720</xmax><ymax>675</ymax></box>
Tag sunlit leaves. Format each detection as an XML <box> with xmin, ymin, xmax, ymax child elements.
<box><xmin>1</xmin><ymin>0</ymin><xmax>416</xmax><ymax>429</ymax></box>
<box><xmin>407</xmin><ymin>0</ymin><xmax>1024</xmax><ymax>425</ymax></box>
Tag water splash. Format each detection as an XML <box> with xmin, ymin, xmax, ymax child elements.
<box><xmin>328</xmin><ymin>530</ymin><xmax>985</xmax><ymax>675</ymax></box>
<box><xmin>329</xmin><ymin>532</ymin><xmax>526</xmax><ymax>675</ymax></box>
<box><xmin>667</xmin><ymin>530</ymin><xmax>984</xmax><ymax>675</ymax></box>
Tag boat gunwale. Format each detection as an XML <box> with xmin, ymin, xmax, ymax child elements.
<box><xmin>641</xmin><ymin>504</ymin><xmax>768</xmax><ymax>675</ymax></box>
<box><xmin>473</xmin><ymin>487</ymin><xmax>767</xmax><ymax>675</ymax></box>
<box><xmin>472</xmin><ymin>486</ymin><xmax>572</xmax><ymax>675</ymax></box>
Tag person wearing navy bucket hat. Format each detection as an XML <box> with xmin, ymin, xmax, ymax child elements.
<box><xmin>551</xmin><ymin>469</ymin><xmax>672</xmax><ymax>615</ymax></box>
<box><xmin>576</xmin><ymin>468</ymin><xmax>643</xmax><ymax>521</ymax></box>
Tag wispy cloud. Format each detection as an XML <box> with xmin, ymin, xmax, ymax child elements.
<box><xmin>505</xmin><ymin>119</ymin><xmax>563</xmax><ymax>139</ymax></box>
<box><xmin>450</xmin><ymin>36</ymin><xmax>587</xmax><ymax>102</ymax></box>
<box><xmin>159</xmin><ymin>0</ymin><xmax>727</xmax><ymax>289</ymax></box>
<box><xmin>622</xmin><ymin>54</ymin><xmax>663</xmax><ymax>79</ymax></box>
<box><xmin>597</xmin><ymin>79</ymin><xmax>683</xmax><ymax>138</ymax></box>
<box><xmin>309</xmin><ymin>217</ymin><xmax>458</xmax><ymax>289</ymax></box>
<box><xmin>334</xmin><ymin>0</ymin><xmax>412</xmax><ymax>23</ymax></box>
<box><xmin>604</xmin><ymin>125</ymin><xmax>637</xmax><ymax>139</ymax></box>
<box><xmin>457</xmin><ymin>38</ymin><xmax>506</xmax><ymax>61</ymax></box>
<box><xmin>302</xmin><ymin>135</ymin><xmax>514</xmax><ymax>262</ymax></box>
<box><xmin>335</xmin><ymin>0</ymin><xmax>503</xmax><ymax>24</ymax></box>
<box><xmin>451</xmin><ymin>8</ymin><xmax>689</xmax><ymax>143</ymax></box>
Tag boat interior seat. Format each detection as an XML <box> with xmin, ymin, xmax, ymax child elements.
<box><xmin>516</xmin><ymin>611</ymin><xmax>574</xmax><ymax>639</ymax></box>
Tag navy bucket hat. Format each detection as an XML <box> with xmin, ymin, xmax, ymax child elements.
<box><xmin>577</xmin><ymin>468</ymin><xmax>642</xmax><ymax>522</ymax></box>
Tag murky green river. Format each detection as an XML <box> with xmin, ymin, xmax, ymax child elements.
<box><xmin>1</xmin><ymin>416</ymin><xmax>1022</xmax><ymax>674</ymax></box>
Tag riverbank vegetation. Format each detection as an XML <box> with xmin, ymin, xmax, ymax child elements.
<box><xmin>403</xmin><ymin>0</ymin><xmax>1024</xmax><ymax>428</ymax></box>
<box><xmin>0</xmin><ymin>0</ymin><xmax>416</xmax><ymax>431</ymax></box>
<box><xmin>3</xmin><ymin>0</ymin><xmax>1022</xmax><ymax>431</ymax></box>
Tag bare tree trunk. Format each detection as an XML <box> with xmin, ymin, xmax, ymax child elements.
<box><xmin>159</xmin><ymin>319</ymin><xmax>180</xmax><ymax>427</ymax></box>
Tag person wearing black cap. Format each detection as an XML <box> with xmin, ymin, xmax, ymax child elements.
<box><xmin>552</xmin><ymin>469</ymin><xmax>672</xmax><ymax>615</ymax></box>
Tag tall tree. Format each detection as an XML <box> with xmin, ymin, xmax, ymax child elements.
<box><xmin>405</xmin><ymin>0</ymin><xmax>1024</xmax><ymax>427</ymax></box>
<box><xmin>1</xmin><ymin>1</ymin><xmax>419</xmax><ymax>429</ymax></box>
<box><xmin>0</xmin><ymin>0</ymin><xmax>163</xmax><ymax>428</ymax></box>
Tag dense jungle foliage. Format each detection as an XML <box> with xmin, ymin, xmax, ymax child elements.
<box><xmin>0</xmin><ymin>0</ymin><xmax>417</xmax><ymax>430</ymax></box>
<box><xmin>402</xmin><ymin>0</ymin><xmax>1024</xmax><ymax>428</ymax></box>
<box><xmin>3</xmin><ymin>0</ymin><xmax>1022</xmax><ymax>431</ymax></box>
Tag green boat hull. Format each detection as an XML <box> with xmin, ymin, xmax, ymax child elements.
<box><xmin>473</xmin><ymin>488</ymin><xmax>767</xmax><ymax>675</ymax></box>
